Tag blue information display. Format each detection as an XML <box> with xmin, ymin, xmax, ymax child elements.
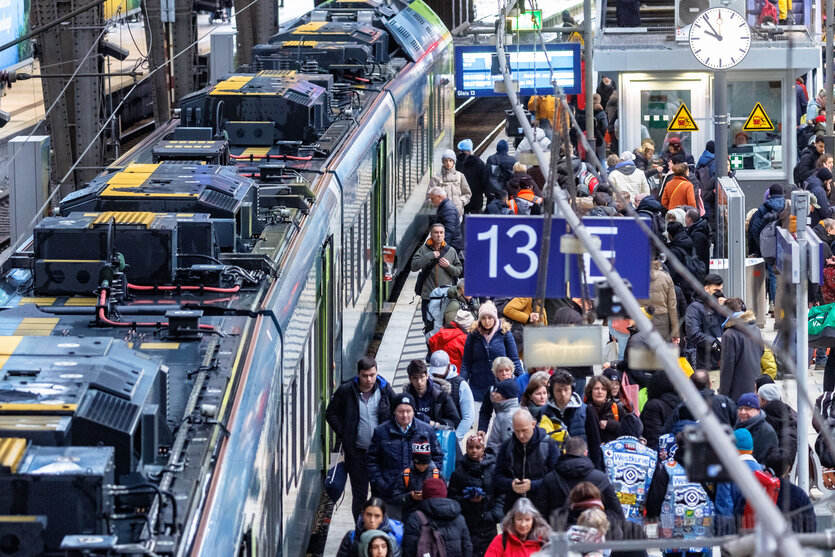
<box><xmin>464</xmin><ymin>215</ymin><xmax>651</xmax><ymax>298</ymax></box>
<box><xmin>454</xmin><ymin>43</ymin><xmax>581</xmax><ymax>98</ymax></box>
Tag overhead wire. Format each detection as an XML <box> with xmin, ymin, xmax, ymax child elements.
<box><xmin>6</xmin><ymin>0</ymin><xmax>268</xmax><ymax>257</ymax></box>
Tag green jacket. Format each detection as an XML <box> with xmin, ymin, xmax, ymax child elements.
<box><xmin>410</xmin><ymin>239</ymin><xmax>462</xmax><ymax>299</ymax></box>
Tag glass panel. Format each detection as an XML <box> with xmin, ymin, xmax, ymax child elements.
<box><xmin>640</xmin><ymin>89</ymin><xmax>693</xmax><ymax>154</ymax></box>
<box><xmin>728</xmin><ymin>80</ymin><xmax>783</xmax><ymax>171</ymax></box>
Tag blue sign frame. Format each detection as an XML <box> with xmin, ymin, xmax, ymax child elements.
<box><xmin>464</xmin><ymin>215</ymin><xmax>652</xmax><ymax>298</ymax></box>
<box><xmin>454</xmin><ymin>43</ymin><xmax>581</xmax><ymax>98</ymax></box>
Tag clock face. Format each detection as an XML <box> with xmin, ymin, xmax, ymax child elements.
<box><xmin>689</xmin><ymin>8</ymin><xmax>751</xmax><ymax>70</ymax></box>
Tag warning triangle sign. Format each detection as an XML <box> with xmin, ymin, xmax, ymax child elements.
<box><xmin>667</xmin><ymin>103</ymin><xmax>698</xmax><ymax>132</ymax></box>
<box><xmin>743</xmin><ymin>102</ymin><xmax>774</xmax><ymax>131</ymax></box>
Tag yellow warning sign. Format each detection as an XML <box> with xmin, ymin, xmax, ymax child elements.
<box><xmin>742</xmin><ymin>102</ymin><xmax>774</xmax><ymax>131</ymax></box>
<box><xmin>667</xmin><ymin>103</ymin><xmax>699</xmax><ymax>132</ymax></box>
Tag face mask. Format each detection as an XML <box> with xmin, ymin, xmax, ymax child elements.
<box><xmin>713</xmin><ymin>290</ymin><xmax>725</xmax><ymax>298</ymax></box>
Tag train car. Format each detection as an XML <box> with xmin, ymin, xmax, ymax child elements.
<box><xmin>0</xmin><ymin>1</ymin><xmax>454</xmax><ymax>555</ymax></box>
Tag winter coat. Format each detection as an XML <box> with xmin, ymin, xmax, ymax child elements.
<box><xmin>641</xmin><ymin>372</ymin><xmax>682</xmax><ymax>451</ymax></box>
<box><xmin>457</xmin><ymin>152</ymin><xmax>488</xmax><ymax>214</ymax></box>
<box><xmin>402</xmin><ymin>498</ymin><xmax>473</xmax><ymax>557</ymax></box>
<box><xmin>686</xmin><ymin>217</ymin><xmax>712</xmax><ymax>273</ymax></box>
<box><xmin>685</xmin><ymin>297</ymin><xmax>723</xmax><ymax>369</ymax></box>
<box><xmin>817</xmin><ymin>416</ymin><xmax>835</xmax><ymax>467</ymax></box>
<box><xmin>588</xmin><ymin>399</ymin><xmax>624</xmax><ymax>443</ymax></box>
<box><xmin>661</xmin><ymin>147</ymin><xmax>695</xmax><ymax>169</ymax></box>
<box><xmin>461</xmin><ymin>321</ymin><xmax>523</xmax><ymax>400</ymax></box>
<box><xmin>368</xmin><ymin>418</ymin><xmax>444</xmax><ymax>500</ymax></box>
<box><xmin>444</xmin><ymin>288</ymin><xmax>481</xmax><ymax>326</ymax></box>
<box><xmin>486</xmin><ymin>397</ymin><xmax>521</xmax><ymax>455</ymax></box>
<box><xmin>428</xmin><ymin>323</ymin><xmax>468</xmax><ymax>370</ymax></box>
<box><xmin>502</xmin><ymin>297</ymin><xmax>547</xmax><ymax>326</ymax></box>
<box><xmin>485</xmin><ymin>152</ymin><xmax>518</xmax><ymax>190</ymax></box>
<box><xmin>434</xmin><ymin>197</ymin><xmax>464</xmax><ymax>251</ymax></box>
<box><xmin>748</xmin><ymin>195</ymin><xmax>785</xmax><ymax>256</ymax></box>
<box><xmin>516</xmin><ymin>128</ymin><xmax>551</xmax><ymax>154</ymax></box>
<box><xmin>718</xmin><ymin>310</ymin><xmax>764</xmax><ymax>402</ymax></box>
<box><xmin>486</xmin><ymin>197</ymin><xmax>513</xmax><ymax>215</ymax></box>
<box><xmin>775</xmin><ymin>478</ymin><xmax>817</xmax><ymax>532</ymax></box>
<box><xmin>734</xmin><ymin>411</ymin><xmax>779</xmax><ymax>465</ymax></box>
<box><xmin>616</xmin><ymin>0</ymin><xmax>641</xmax><ymax>26</ymax></box>
<box><xmin>597</xmin><ymin>79</ymin><xmax>617</xmax><ymax>109</ymax></box>
<box><xmin>448</xmin><ymin>453</ymin><xmax>505</xmax><ymax>540</ymax></box>
<box><xmin>337</xmin><ymin>516</ymin><xmax>403</xmax><ymax>557</ymax></box>
<box><xmin>812</xmin><ymin>223</ymin><xmax>835</xmax><ymax>260</ymax></box>
<box><xmin>794</xmin><ymin>145</ymin><xmax>821</xmax><ymax>185</ymax></box>
<box><xmin>543</xmin><ymin>453</ymin><xmax>623</xmax><ymax>517</ymax></box>
<box><xmin>608</xmin><ymin>160</ymin><xmax>649</xmax><ymax>201</ymax></box>
<box><xmin>804</xmin><ymin>174</ymin><xmax>835</xmax><ymax>227</ymax></box>
<box><xmin>326</xmin><ymin>376</ymin><xmax>396</xmax><ymax>451</ymax></box>
<box><xmin>357</xmin><ymin>529</ymin><xmax>398</xmax><ymax>557</ymax></box>
<box><xmin>404</xmin><ymin>379</ymin><xmax>460</xmax><ymax>429</ymax></box>
<box><xmin>433</xmin><ymin>374</ymin><xmax>475</xmax><ymax>440</ymax></box>
<box><xmin>494</xmin><ymin>425</ymin><xmax>561</xmax><ymax>514</ymax></box>
<box><xmin>664</xmin><ymin>388</ymin><xmax>736</xmax><ymax>432</ymax></box>
<box><xmin>410</xmin><ymin>238</ymin><xmax>462</xmax><ymax>299</ymax></box>
<box><xmin>484</xmin><ymin>532</ymin><xmax>545</xmax><ymax>557</ymax></box>
<box><xmin>797</xmin><ymin>83</ymin><xmax>809</xmax><ymax>125</ymax></box>
<box><xmin>660</xmin><ymin>176</ymin><xmax>696</xmax><ymax>211</ymax></box>
<box><xmin>506</xmin><ymin>171</ymin><xmax>541</xmax><ymax>198</ymax></box>
<box><xmin>540</xmin><ymin>393</ymin><xmax>605</xmax><ymax>470</ymax></box>
<box><xmin>649</xmin><ymin>266</ymin><xmax>679</xmax><ymax>338</ymax></box>
<box><xmin>763</xmin><ymin>399</ymin><xmax>798</xmax><ymax>456</ymax></box>
<box><xmin>429</xmin><ymin>167</ymin><xmax>472</xmax><ymax>218</ymax></box>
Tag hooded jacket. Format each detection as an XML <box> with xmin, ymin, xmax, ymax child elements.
<box><xmin>540</xmin><ymin>392</ymin><xmax>605</xmax><ymax>470</ymax></box>
<box><xmin>404</xmin><ymin>378</ymin><xmax>460</xmax><ymax>430</ymax></box>
<box><xmin>448</xmin><ymin>453</ymin><xmax>505</xmax><ymax>538</ymax></box>
<box><xmin>494</xmin><ymin>425</ymin><xmax>561</xmax><ymax>514</ymax></box>
<box><xmin>687</xmin><ymin>217</ymin><xmax>712</xmax><ymax>272</ymax></box>
<box><xmin>608</xmin><ymin>160</ymin><xmax>650</xmax><ymax>200</ymax></box>
<box><xmin>456</xmin><ymin>152</ymin><xmax>488</xmax><ymax>213</ymax></box>
<box><xmin>402</xmin><ymin>498</ymin><xmax>473</xmax><ymax>557</ymax></box>
<box><xmin>734</xmin><ymin>411</ymin><xmax>779</xmax><ymax>465</ymax></box>
<box><xmin>337</xmin><ymin>518</ymin><xmax>403</xmax><ymax>557</ymax></box>
<box><xmin>543</xmin><ymin>453</ymin><xmax>623</xmax><ymax>517</ymax></box>
<box><xmin>428</xmin><ymin>323</ymin><xmax>468</xmax><ymax>371</ymax></box>
<box><xmin>718</xmin><ymin>310</ymin><xmax>764</xmax><ymax>402</ymax></box>
<box><xmin>763</xmin><ymin>398</ymin><xmax>798</xmax><ymax>456</ymax></box>
<box><xmin>697</xmin><ymin>150</ymin><xmax>716</xmax><ymax>174</ymax></box>
<box><xmin>326</xmin><ymin>376</ymin><xmax>396</xmax><ymax>451</ymax></box>
<box><xmin>428</xmin><ymin>167</ymin><xmax>472</xmax><ymax>218</ymax></box>
<box><xmin>794</xmin><ymin>145</ymin><xmax>821</xmax><ymax>184</ymax></box>
<box><xmin>685</xmin><ymin>295</ymin><xmax>724</xmax><ymax>369</ymax></box>
<box><xmin>641</xmin><ymin>372</ymin><xmax>682</xmax><ymax>451</ymax></box>
<box><xmin>486</xmin><ymin>396</ymin><xmax>521</xmax><ymax>454</ymax></box>
<box><xmin>357</xmin><ymin>529</ymin><xmax>398</xmax><ymax>557</ymax></box>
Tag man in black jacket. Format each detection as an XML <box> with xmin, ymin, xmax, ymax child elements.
<box><xmin>734</xmin><ymin>393</ymin><xmax>779</xmax><ymax>465</ymax></box>
<box><xmin>456</xmin><ymin>138</ymin><xmax>488</xmax><ymax>214</ymax></box>
<box><xmin>663</xmin><ymin>370</ymin><xmax>736</xmax><ymax>432</ymax></box>
<box><xmin>402</xmin><ymin>478</ymin><xmax>472</xmax><ymax>557</ymax></box>
<box><xmin>429</xmin><ymin>187</ymin><xmax>463</xmax><ymax>252</ymax></box>
<box><xmin>684</xmin><ymin>273</ymin><xmax>725</xmax><ymax>370</ymax></box>
<box><xmin>685</xmin><ymin>209</ymin><xmax>711</xmax><ymax>274</ymax></box>
<box><xmin>793</xmin><ymin>135</ymin><xmax>825</xmax><ymax>185</ymax></box>
<box><xmin>326</xmin><ymin>356</ymin><xmax>397</xmax><ymax>519</ymax></box>
<box><xmin>404</xmin><ymin>359</ymin><xmax>460</xmax><ymax>430</ymax></box>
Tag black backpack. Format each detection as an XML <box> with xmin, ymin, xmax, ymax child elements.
<box><xmin>638</xmin><ymin>208</ymin><xmax>665</xmax><ymax>240</ymax></box>
<box><xmin>683</xmin><ymin>249</ymin><xmax>707</xmax><ymax>284</ymax></box>
<box><xmin>415</xmin><ymin>511</ymin><xmax>446</xmax><ymax>557</ymax></box>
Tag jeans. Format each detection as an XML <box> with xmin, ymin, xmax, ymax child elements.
<box><xmin>766</xmin><ymin>262</ymin><xmax>777</xmax><ymax>304</ymax></box>
<box><xmin>345</xmin><ymin>447</ymin><xmax>369</xmax><ymax>521</ymax></box>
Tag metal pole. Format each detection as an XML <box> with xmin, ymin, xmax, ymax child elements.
<box><xmin>583</xmin><ymin>0</ymin><xmax>594</xmax><ymax>148</ymax></box>
<box><xmin>714</xmin><ymin>70</ymin><xmax>729</xmax><ymax>178</ymax></box>
<box><xmin>826</xmin><ymin>0</ymin><xmax>834</xmax><ymax>149</ymax></box>
<box><xmin>794</xmin><ymin>190</ymin><xmax>811</xmax><ymax>492</ymax></box>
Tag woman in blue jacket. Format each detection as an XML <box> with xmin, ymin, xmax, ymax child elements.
<box><xmin>460</xmin><ymin>301</ymin><xmax>523</xmax><ymax>400</ymax></box>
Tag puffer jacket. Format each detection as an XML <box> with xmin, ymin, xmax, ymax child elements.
<box><xmin>460</xmin><ymin>320</ymin><xmax>523</xmax><ymax>400</ymax></box>
<box><xmin>494</xmin><ymin>425</ymin><xmax>560</xmax><ymax>514</ymax></box>
<box><xmin>428</xmin><ymin>323</ymin><xmax>468</xmax><ymax>370</ymax></box>
<box><xmin>718</xmin><ymin>310</ymin><xmax>764</xmax><ymax>402</ymax></box>
<box><xmin>368</xmin><ymin>418</ymin><xmax>444</xmax><ymax>500</ymax></box>
<box><xmin>502</xmin><ymin>297</ymin><xmax>547</xmax><ymax>326</ymax></box>
<box><xmin>448</xmin><ymin>453</ymin><xmax>505</xmax><ymax>545</ymax></box>
<box><xmin>608</xmin><ymin>160</ymin><xmax>650</xmax><ymax>201</ymax></box>
<box><xmin>404</xmin><ymin>378</ymin><xmax>460</xmax><ymax>429</ymax></box>
<box><xmin>641</xmin><ymin>372</ymin><xmax>682</xmax><ymax>451</ymax></box>
<box><xmin>337</xmin><ymin>516</ymin><xmax>403</xmax><ymax>557</ymax></box>
<box><xmin>402</xmin><ymin>498</ymin><xmax>473</xmax><ymax>557</ymax></box>
<box><xmin>429</xmin><ymin>167</ymin><xmax>472</xmax><ymax>218</ymax></box>
<box><xmin>649</xmin><ymin>264</ymin><xmax>679</xmax><ymax>338</ymax></box>
<box><xmin>484</xmin><ymin>532</ymin><xmax>545</xmax><ymax>557</ymax></box>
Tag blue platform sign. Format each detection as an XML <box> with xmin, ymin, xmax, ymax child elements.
<box><xmin>464</xmin><ymin>215</ymin><xmax>652</xmax><ymax>299</ymax></box>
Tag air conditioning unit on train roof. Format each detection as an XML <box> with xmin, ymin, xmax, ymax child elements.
<box><xmin>676</xmin><ymin>0</ymin><xmax>747</xmax><ymax>28</ymax></box>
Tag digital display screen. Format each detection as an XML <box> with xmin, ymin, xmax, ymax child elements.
<box><xmin>454</xmin><ymin>43</ymin><xmax>581</xmax><ymax>98</ymax></box>
<box><xmin>507</xmin><ymin>10</ymin><xmax>541</xmax><ymax>31</ymax></box>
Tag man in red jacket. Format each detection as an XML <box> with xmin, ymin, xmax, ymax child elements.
<box><xmin>428</xmin><ymin>309</ymin><xmax>473</xmax><ymax>370</ymax></box>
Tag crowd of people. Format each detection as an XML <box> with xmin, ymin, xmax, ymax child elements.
<box><xmin>323</xmin><ymin>81</ymin><xmax>835</xmax><ymax>557</ymax></box>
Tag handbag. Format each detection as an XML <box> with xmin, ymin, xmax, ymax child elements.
<box><xmin>621</xmin><ymin>372</ymin><xmax>641</xmax><ymax>417</ymax></box>
<box><xmin>325</xmin><ymin>449</ymin><xmax>347</xmax><ymax>502</ymax></box>
<box><xmin>809</xmin><ymin>303</ymin><xmax>835</xmax><ymax>348</ymax></box>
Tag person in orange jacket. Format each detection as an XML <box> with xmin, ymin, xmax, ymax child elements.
<box><xmin>660</xmin><ymin>162</ymin><xmax>696</xmax><ymax>211</ymax></box>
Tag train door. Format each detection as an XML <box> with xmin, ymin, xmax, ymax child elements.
<box><xmin>373</xmin><ymin>135</ymin><xmax>389</xmax><ymax>312</ymax></box>
<box><xmin>318</xmin><ymin>237</ymin><xmax>335</xmax><ymax>461</ymax></box>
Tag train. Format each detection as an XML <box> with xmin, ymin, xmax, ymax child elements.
<box><xmin>0</xmin><ymin>0</ymin><xmax>454</xmax><ymax>555</ymax></box>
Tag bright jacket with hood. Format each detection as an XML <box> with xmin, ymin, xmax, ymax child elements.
<box><xmin>484</xmin><ymin>532</ymin><xmax>545</xmax><ymax>557</ymax></box>
<box><xmin>608</xmin><ymin>160</ymin><xmax>650</xmax><ymax>200</ymax></box>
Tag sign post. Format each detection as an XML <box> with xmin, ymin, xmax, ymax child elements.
<box><xmin>793</xmin><ymin>190</ymin><xmax>810</xmax><ymax>492</ymax></box>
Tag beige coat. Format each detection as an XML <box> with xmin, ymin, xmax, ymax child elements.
<box><xmin>429</xmin><ymin>167</ymin><xmax>472</xmax><ymax>218</ymax></box>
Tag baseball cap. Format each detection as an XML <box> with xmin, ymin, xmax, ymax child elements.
<box><xmin>428</xmin><ymin>350</ymin><xmax>451</xmax><ymax>377</ymax></box>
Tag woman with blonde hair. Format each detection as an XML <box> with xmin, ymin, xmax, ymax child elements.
<box><xmin>484</xmin><ymin>497</ymin><xmax>551</xmax><ymax>556</ymax></box>
<box><xmin>461</xmin><ymin>301</ymin><xmax>522</xmax><ymax>401</ymax></box>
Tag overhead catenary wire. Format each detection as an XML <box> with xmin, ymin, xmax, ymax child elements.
<box><xmin>495</xmin><ymin>1</ymin><xmax>804</xmax><ymax>554</ymax></box>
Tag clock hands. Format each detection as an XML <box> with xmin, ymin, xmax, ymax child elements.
<box><xmin>702</xmin><ymin>18</ymin><xmax>723</xmax><ymax>41</ymax></box>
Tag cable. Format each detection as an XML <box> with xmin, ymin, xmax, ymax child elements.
<box><xmin>127</xmin><ymin>283</ymin><xmax>241</xmax><ymax>293</ymax></box>
<box><xmin>97</xmin><ymin>290</ymin><xmax>217</xmax><ymax>331</ymax></box>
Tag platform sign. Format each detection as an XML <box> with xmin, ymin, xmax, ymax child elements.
<box><xmin>384</xmin><ymin>0</ymin><xmax>450</xmax><ymax>62</ymax></box>
<box><xmin>742</xmin><ymin>102</ymin><xmax>774</xmax><ymax>132</ymax></box>
<box><xmin>454</xmin><ymin>43</ymin><xmax>581</xmax><ymax>98</ymax></box>
<box><xmin>667</xmin><ymin>102</ymin><xmax>698</xmax><ymax>132</ymax></box>
<box><xmin>464</xmin><ymin>215</ymin><xmax>651</xmax><ymax>298</ymax></box>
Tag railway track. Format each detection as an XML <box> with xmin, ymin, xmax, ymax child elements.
<box><xmin>454</xmin><ymin>97</ymin><xmax>509</xmax><ymax>156</ymax></box>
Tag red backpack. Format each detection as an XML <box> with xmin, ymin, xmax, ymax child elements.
<box><xmin>757</xmin><ymin>0</ymin><xmax>778</xmax><ymax>25</ymax></box>
<box><xmin>415</xmin><ymin>511</ymin><xmax>447</xmax><ymax>557</ymax></box>
<box><xmin>741</xmin><ymin>469</ymin><xmax>781</xmax><ymax>530</ymax></box>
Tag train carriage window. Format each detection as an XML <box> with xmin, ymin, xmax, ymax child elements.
<box><xmin>299</xmin><ymin>347</ymin><xmax>307</xmax><ymax>457</ymax></box>
<box><xmin>398</xmin><ymin>133</ymin><xmax>412</xmax><ymax>202</ymax></box>
<box><xmin>292</xmin><ymin>377</ymin><xmax>299</xmax><ymax>486</ymax></box>
<box><xmin>284</xmin><ymin>385</ymin><xmax>292</xmax><ymax>493</ymax></box>
<box><xmin>364</xmin><ymin>197</ymin><xmax>371</xmax><ymax>280</ymax></box>
<box><xmin>307</xmin><ymin>326</ymin><xmax>316</xmax><ymax>444</ymax></box>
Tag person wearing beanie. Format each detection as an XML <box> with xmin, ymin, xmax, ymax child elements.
<box><xmin>402</xmin><ymin>476</ymin><xmax>472</xmax><ymax>557</ymax></box>
<box><xmin>390</xmin><ymin>436</ymin><xmax>442</xmax><ymax>519</ymax></box>
<box><xmin>734</xmin><ymin>392</ymin><xmax>779</xmax><ymax>465</ymax></box>
<box><xmin>486</xmin><ymin>379</ymin><xmax>521</xmax><ymax>454</ymax></box>
<box><xmin>368</xmin><ymin>392</ymin><xmax>444</xmax><ymax>517</ymax></box>
<box><xmin>460</xmin><ymin>300</ymin><xmax>523</xmax><ymax>401</ymax></box>
<box><xmin>608</xmin><ymin>145</ymin><xmax>650</xmax><ymax>201</ymax></box>
<box><xmin>428</xmin><ymin>147</ymin><xmax>472</xmax><ymax>221</ymax></box>
<box><xmin>455</xmin><ymin>138</ymin><xmax>489</xmax><ymax>214</ymax></box>
<box><xmin>457</xmin><ymin>139</ymin><xmax>473</xmax><ymax>152</ymax></box>
<box><xmin>715</xmin><ymin>428</ymin><xmax>764</xmax><ymax>523</ymax></box>
<box><xmin>485</xmin><ymin>138</ymin><xmax>517</xmax><ymax>204</ymax></box>
<box><xmin>757</xmin><ymin>383</ymin><xmax>798</xmax><ymax>456</ymax></box>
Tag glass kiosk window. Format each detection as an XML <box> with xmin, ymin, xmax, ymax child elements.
<box><xmin>728</xmin><ymin>80</ymin><xmax>782</xmax><ymax>171</ymax></box>
<box><xmin>640</xmin><ymin>89</ymin><xmax>693</xmax><ymax>155</ymax></box>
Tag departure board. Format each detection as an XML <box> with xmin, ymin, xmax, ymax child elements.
<box><xmin>454</xmin><ymin>44</ymin><xmax>581</xmax><ymax>98</ymax></box>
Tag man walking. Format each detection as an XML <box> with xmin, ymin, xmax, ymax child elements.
<box><xmin>411</xmin><ymin>223</ymin><xmax>462</xmax><ymax>333</ymax></box>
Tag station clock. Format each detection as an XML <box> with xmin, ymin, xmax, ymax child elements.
<box><xmin>688</xmin><ymin>8</ymin><xmax>751</xmax><ymax>70</ymax></box>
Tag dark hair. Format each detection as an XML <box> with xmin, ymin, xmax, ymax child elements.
<box><xmin>568</xmin><ymin>482</ymin><xmax>602</xmax><ymax>504</ymax></box>
<box><xmin>816</xmin><ymin>135</ymin><xmax>826</xmax><ymax>143</ymax></box>
<box><xmin>594</xmin><ymin>183</ymin><xmax>612</xmax><ymax>195</ymax></box>
<box><xmin>703</xmin><ymin>273</ymin><xmax>723</xmax><ymax>287</ymax></box>
<box><xmin>363</xmin><ymin>497</ymin><xmax>387</xmax><ymax>515</ymax></box>
<box><xmin>766</xmin><ymin>448</ymin><xmax>792</xmax><ymax>477</ymax></box>
<box><xmin>358</xmin><ymin>356</ymin><xmax>377</xmax><ymax>374</ymax></box>
<box><xmin>565</xmin><ymin>436</ymin><xmax>588</xmax><ymax>456</ymax></box>
<box><xmin>690</xmin><ymin>370</ymin><xmax>710</xmax><ymax>390</ymax></box>
<box><xmin>666</xmin><ymin>220</ymin><xmax>683</xmax><ymax>237</ymax></box>
<box><xmin>724</xmin><ymin>297</ymin><xmax>745</xmax><ymax>312</ymax></box>
<box><xmin>593</xmin><ymin>192</ymin><xmax>609</xmax><ymax>207</ymax></box>
<box><xmin>755</xmin><ymin>374</ymin><xmax>775</xmax><ymax>391</ymax></box>
<box><xmin>407</xmin><ymin>359</ymin><xmax>428</xmax><ymax>378</ymax></box>
<box><xmin>686</xmin><ymin>208</ymin><xmax>700</xmax><ymax>222</ymax></box>
<box><xmin>584</xmin><ymin>376</ymin><xmax>612</xmax><ymax>404</ymax></box>
<box><xmin>549</xmin><ymin>369</ymin><xmax>575</xmax><ymax>389</ymax></box>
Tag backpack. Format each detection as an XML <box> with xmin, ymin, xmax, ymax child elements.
<box><xmin>415</xmin><ymin>511</ymin><xmax>447</xmax><ymax>557</ymax></box>
<box><xmin>638</xmin><ymin>208</ymin><xmax>665</xmax><ymax>240</ymax></box>
<box><xmin>683</xmin><ymin>250</ymin><xmax>707</xmax><ymax>284</ymax></box>
<box><xmin>538</xmin><ymin>414</ymin><xmax>570</xmax><ymax>453</ymax></box>
<box><xmin>759</xmin><ymin>219</ymin><xmax>780</xmax><ymax>265</ymax></box>
<box><xmin>426</xmin><ymin>286</ymin><xmax>452</xmax><ymax>336</ymax></box>
<box><xmin>488</xmin><ymin>163</ymin><xmax>511</xmax><ymax>196</ymax></box>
